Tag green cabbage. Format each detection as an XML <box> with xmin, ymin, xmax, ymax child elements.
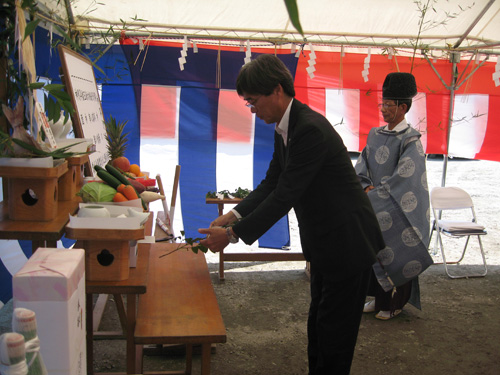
<box><xmin>77</xmin><ymin>182</ymin><xmax>116</xmax><ymax>203</ymax></box>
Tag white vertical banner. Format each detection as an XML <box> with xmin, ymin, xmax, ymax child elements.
<box><xmin>0</xmin><ymin>240</ymin><xmax>28</xmax><ymax>275</ymax></box>
<box><xmin>449</xmin><ymin>94</ymin><xmax>489</xmax><ymax>159</ymax></box>
<box><xmin>216</xmin><ymin>90</ymin><xmax>254</xmax><ymax>195</ymax></box>
<box><xmin>325</xmin><ymin>88</ymin><xmax>360</xmax><ymax>152</ymax></box>
<box><xmin>406</xmin><ymin>92</ymin><xmax>428</xmax><ymax>151</ymax></box>
<box><xmin>140</xmin><ymin>85</ymin><xmax>183</xmax><ymax>231</ymax></box>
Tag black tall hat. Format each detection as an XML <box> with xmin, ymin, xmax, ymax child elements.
<box><xmin>382</xmin><ymin>72</ymin><xmax>417</xmax><ymax>100</ymax></box>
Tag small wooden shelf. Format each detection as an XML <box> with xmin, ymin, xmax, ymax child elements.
<box><xmin>66</xmin><ymin>224</ymin><xmax>146</xmax><ymax>282</ymax></box>
<box><xmin>0</xmin><ymin>161</ymin><xmax>68</xmax><ymax>221</ymax></box>
<box><xmin>0</xmin><ymin>199</ymin><xmax>79</xmax><ymax>252</ymax></box>
<box><xmin>59</xmin><ymin>154</ymin><xmax>89</xmax><ymax>201</ymax></box>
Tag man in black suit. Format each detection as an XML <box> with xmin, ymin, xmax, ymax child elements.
<box><xmin>199</xmin><ymin>54</ymin><xmax>384</xmax><ymax>374</ymax></box>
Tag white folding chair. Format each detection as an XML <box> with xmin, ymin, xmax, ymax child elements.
<box><xmin>429</xmin><ymin>187</ymin><xmax>487</xmax><ymax>279</ymax></box>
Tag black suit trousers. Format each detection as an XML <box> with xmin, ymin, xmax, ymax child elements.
<box><xmin>307</xmin><ymin>263</ymin><xmax>371</xmax><ymax>375</ymax></box>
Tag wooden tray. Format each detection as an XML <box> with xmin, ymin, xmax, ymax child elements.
<box><xmin>0</xmin><ymin>160</ymin><xmax>67</xmax><ymax>178</ymax></box>
<box><xmin>65</xmin><ymin>226</ymin><xmax>145</xmax><ymax>241</ymax></box>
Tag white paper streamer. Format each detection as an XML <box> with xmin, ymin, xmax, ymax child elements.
<box><xmin>307</xmin><ymin>43</ymin><xmax>316</xmax><ymax>79</ymax></box>
<box><xmin>362</xmin><ymin>47</ymin><xmax>371</xmax><ymax>82</ymax></box>
<box><xmin>179</xmin><ymin>36</ymin><xmax>189</xmax><ymax>71</ymax></box>
<box><xmin>244</xmin><ymin>40</ymin><xmax>252</xmax><ymax>65</ymax></box>
<box><xmin>493</xmin><ymin>59</ymin><xmax>500</xmax><ymax>87</ymax></box>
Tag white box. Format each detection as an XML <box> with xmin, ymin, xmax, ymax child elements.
<box><xmin>12</xmin><ymin>248</ymin><xmax>86</xmax><ymax>375</ymax></box>
<box><xmin>131</xmin><ymin>236</ymin><xmax>155</xmax><ymax>267</ymax></box>
<box><xmin>67</xmin><ymin>203</ymin><xmax>147</xmax><ymax>230</ymax></box>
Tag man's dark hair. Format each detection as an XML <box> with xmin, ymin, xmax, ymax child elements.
<box><xmin>236</xmin><ymin>54</ymin><xmax>295</xmax><ymax>98</ymax></box>
<box><xmin>398</xmin><ymin>99</ymin><xmax>412</xmax><ymax>113</ymax></box>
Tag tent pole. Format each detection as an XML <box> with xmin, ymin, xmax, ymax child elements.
<box><xmin>442</xmin><ymin>59</ymin><xmax>458</xmax><ymax>187</ymax></box>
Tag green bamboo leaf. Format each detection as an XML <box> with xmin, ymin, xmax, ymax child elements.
<box><xmin>43</xmin><ymin>83</ymin><xmax>66</xmax><ymax>91</ymax></box>
<box><xmin>53</xmin><ymin>25</ymin><xmax>81</xmax><ymax>52</ymax></box>
<box><xmin>52</xmin><ymin>106</ymin><xmax>62</xmax><ymax>123</ymax></box>
<box><xmin>9</xmin><ymin>136</ymin><xmax>87</xmax><ymax>158</ymax></box>
<box><xmin>29</xmin><ymin>82</ymin><xmax>45</xmax><ymax>89</ymax></box>
<box><xmin>284</xmin><ymin>0</ymin><xmax>304</xmax><ymax>36</ymax></box>
<box><xmin>23</xmin><ymin>19</ymin><xmax>41</xmax><ymax>41</ymax></box>
<box><xmin>59</xmin><ymin>99</ymin><xmax>75</xmax><ymax>115</ymax></box>
<box><xmin>47</xmin><ymin>97</ymin><xmax>58</xmax><ymax>122</ymax></box>
<box><xmin>49</xmin><ymin>90</ymin><xmax>71</xmax><ymax>101</ymax></box>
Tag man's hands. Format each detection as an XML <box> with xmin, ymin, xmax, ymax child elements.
<box><xmin>198</xmin><ymin>226</ymin><xmax>229</xmax><ymax>253</ymax></box>
<box><xmin>364</xmin><ymin>185</ymin><xmax>375</xmax><ymax>193</ymax></box>
<box><xmin>198</xmin><ymin>211</ymin><xmax>239</xmax><ymax>253</ymax></box>
<box><xmin>210</xmin><ymin>211</ymin><xmax>237</xmax><ymax>228</ymax></box>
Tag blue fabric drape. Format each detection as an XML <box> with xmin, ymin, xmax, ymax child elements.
<box><xmin>95</xmin><ymin>46</ymin><xmax>141</xmax><ymax>165</ymax></box>
<box><xmin>119</xmin><ymin>44</ymin><xmax>297</xmax><ymax>248</ymax></box>
<box><xmin>178</xmin><ymin>87</ymin><xmax>219</xmax><ymax>239</ymax></box>
<box><xmin>253</xmin><ymin>117</ymin><xmax>290</xmax><ymax>248</ymax></box>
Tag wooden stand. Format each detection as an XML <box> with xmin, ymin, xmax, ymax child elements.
<box><xmin>0</xmin><ymin>161</ymin><xmax>68</xmax><ymax>221</ymax></box>
<box><xmin>59</xmin><ymin>154</ymin><xmax>89</xmax><ymax>201</ymax></box>
<box><xmin>66</xmin><ymin>226</ymin><xmax>145</xmax><ymax>281</ymax></box>
<box><xmin>0</xmin><ymin>199</ymin><xmax>79</xmax><ymax>253</ymax></box>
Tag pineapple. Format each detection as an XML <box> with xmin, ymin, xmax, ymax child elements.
<box><xmin>105</xmin><ymin>115</ymin><xmax>129</xmax><ymax>160</ymax></box>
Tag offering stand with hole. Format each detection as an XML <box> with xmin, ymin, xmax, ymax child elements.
<box><xmin>0</xmin><ymin>199</ymin><xmax>80</xmax><ymax>252</ymax></box>
<box><xmin>0</xmin><ymin>160</ymin><xmax>68</xmax><ymax>221</ymax></box>
<box><xmin>65</xmin><ymin>226</ymin><xmax>145</xmax><ymax>281</ymax></box>
<box><xmin>58</xmin><ymin>154</ymin><xmax>89</xmax><ymax>201</ymax></box>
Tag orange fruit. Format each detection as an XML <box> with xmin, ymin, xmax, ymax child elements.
<box><xmin>112</xmin><ymin>156</ymin><xmax>130</xmax><ymax>172</ymax></box>
<box><xmin>129</xmin><ymin>164</ymin><xmax>141</xmax><ymax>176</ymax></box>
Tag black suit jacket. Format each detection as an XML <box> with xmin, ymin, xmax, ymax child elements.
<box><xmin>233</xmin><ymin>99</ymin><xmax>384</xmax><ymax>281</ymax></box>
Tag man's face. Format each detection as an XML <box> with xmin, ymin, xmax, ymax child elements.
<box><xmin>379</xmin><ymin>99</ymin><xmax>404</xmax><ymax>125</ymax></box>
<box><xmin>242</xmin><ymin>90</ymin><xmax>280</xmax><ymax>124</ymax></box>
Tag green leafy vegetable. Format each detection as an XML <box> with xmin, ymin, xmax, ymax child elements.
<box><xmin>206</xmin><ymin>187</ymin><xmax>251</xmax><ymax>199</ymax></box>
<box><xmin>77</xmin><ymin>182</ymin><xmax>117</xmax><ymax>203</ymax></box>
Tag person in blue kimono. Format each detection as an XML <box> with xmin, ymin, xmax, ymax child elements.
<box><xmin>355</xmin><ymin>72</ymin><xmax>431</xmax><ymax>320</ymax></box>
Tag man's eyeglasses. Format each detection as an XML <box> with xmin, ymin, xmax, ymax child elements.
<box><xmin>377</xmin><ymin>103</ymin><xmax>398</xmax><ymax>109</ymax></box>
<box><xmin>245</xmin><ymin>96</ymin><xmax>262</xmax><ymax>109</ymax></box>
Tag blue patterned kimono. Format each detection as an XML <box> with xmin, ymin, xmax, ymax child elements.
<box><xmin>355</xmin><ymin>123</ymin><xmax>432</xmax><ymax>305</ymax></box>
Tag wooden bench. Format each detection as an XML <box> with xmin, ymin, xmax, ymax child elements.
<box><xmin>134</xmin><ymin>243</ymin><xmax>226</xmax><ymax>375</ymax></box>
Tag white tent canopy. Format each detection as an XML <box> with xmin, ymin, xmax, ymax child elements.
<box><xmin>38</xmin><ymin>0</ymin><xmax>500</xmax><ymax>56</ymax></box>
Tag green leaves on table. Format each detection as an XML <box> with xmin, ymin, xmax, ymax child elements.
<box><xmin>159</xmin><ymin>231</ymin><xmax>209</xmax><ymax>258</ymax></box>
<box><xmin>206</xmin><ymin>187</ymin><xmax>251</xmax><ymax>199</ymax></box>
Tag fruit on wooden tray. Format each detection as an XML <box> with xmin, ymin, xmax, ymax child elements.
<box><xmin>105</xmin><ymin>115</ymin><xmax>129</xmax><ymax>160</ymax></box>
<box><xmin>129</xmin><ymin>163</ymin><xmax>143</xmax><ymax>176</ymax></box>
<box><xmin>111</xmin><ymin>156</ymin><xmax>131</xmax><ymax>173</ymax></box>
